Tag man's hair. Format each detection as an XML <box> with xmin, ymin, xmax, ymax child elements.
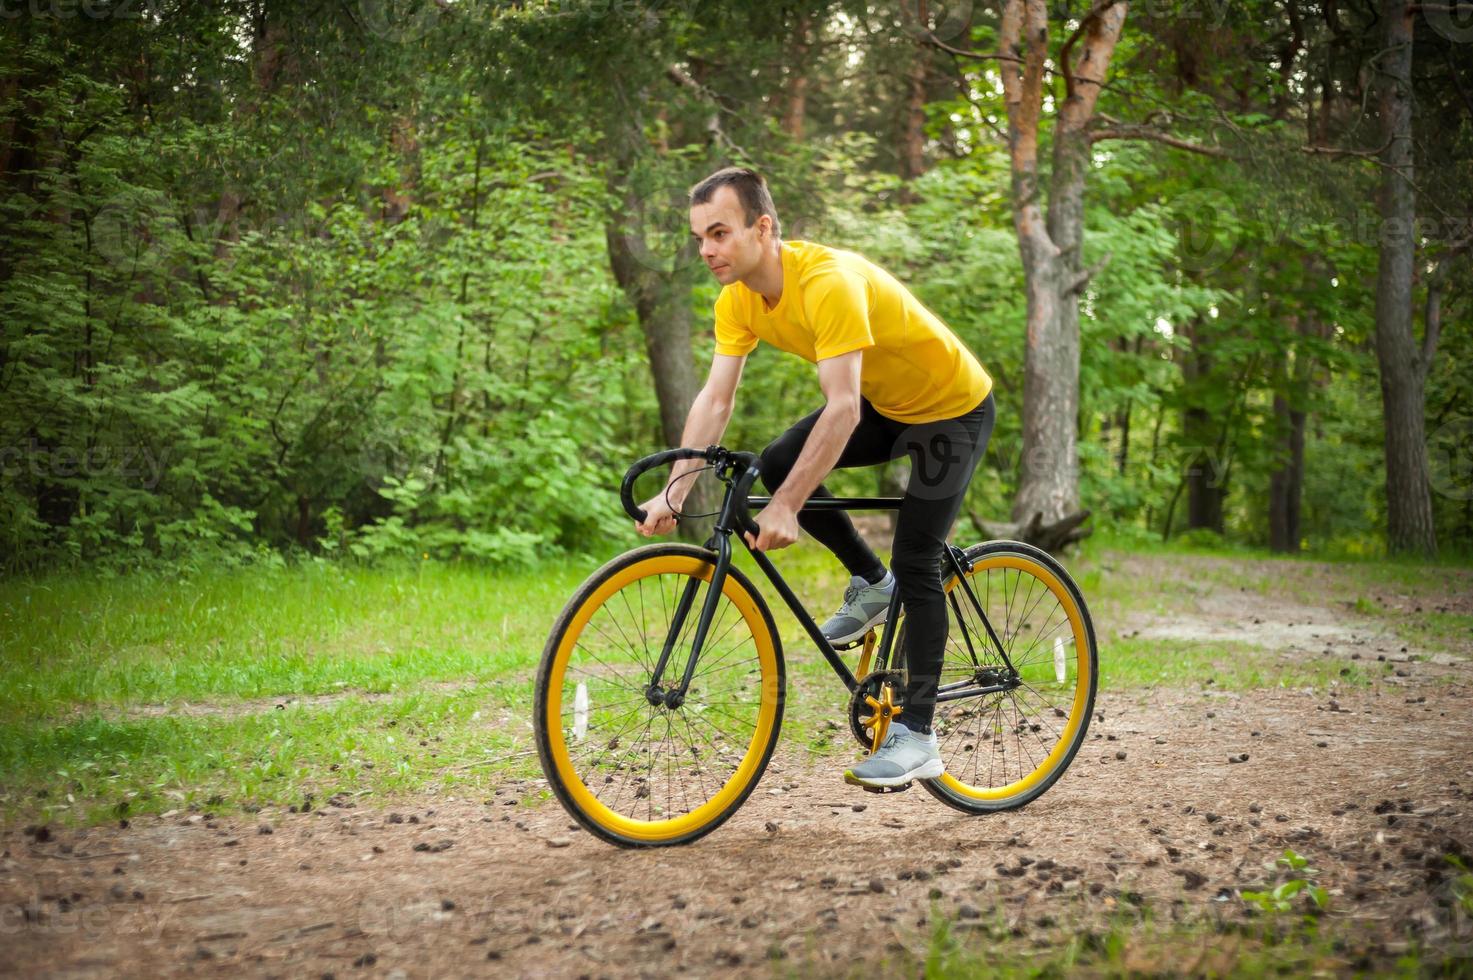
<box><xmin>689</xmin><ymin>167</ymin><xmax>782</xmax><ymax>239</ymax></box>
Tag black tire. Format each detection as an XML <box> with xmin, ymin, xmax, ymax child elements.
<box><xmin>897</xmin><ymin>540</ymin><xmax>1098</xmax><ymax>814</ymax></box>
<box><xmin>533</xmin><ymin>543</ymin><xmax>785</xmax><ymax>847</ymax></box>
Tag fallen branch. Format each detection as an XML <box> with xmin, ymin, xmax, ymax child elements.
<box><xmin>968</xmin><ymin>508</ymin><xmax>1094</xmax><ymax>554</ymax></box>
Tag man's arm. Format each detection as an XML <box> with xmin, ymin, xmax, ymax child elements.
<box><xmin>664</xmin><ymin>353</ymin><xmax>746</xmax><ymax>505</ymax></box>
<box><xmin>747</xmin><ymin>349</ymin><xmax>863</xmax><ymax>551</ymax></box>
<box><xmin>636</xmin><ymin>353</ymin><xmax>745</xmax><ymax>535</ymax></box>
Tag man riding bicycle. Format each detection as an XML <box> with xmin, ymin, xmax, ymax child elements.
<box><xmin>635</xmin><ymin>167</ymin><xmax>996</xmax><ymax>791</ymax></box>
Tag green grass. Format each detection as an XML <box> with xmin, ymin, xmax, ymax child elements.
<box><xmin>1097</xmin><ymin>636</ymin><xmax>1376</xmax><ymax>690</ymax></box>
<box><xmin>1081</xmin><ymin>530</ymin><xmax>1471</xmax><ymax>611</ymax></box>
<box><xmin>777</xmin><ymin>896</ymin><xmax>1460</xmax><ymax>978</ymax></box>
<box><xmin>1083</xmin><ymin>525</ymin><xmax>1473</xmax><ymax>571</ymax></box>
<box><xmin>904</xmin><ymin>909</ymin><xmax>1444</xmax><ymax>978</ymax></box>
<box><xmin>0</xmin><ymin>685</ymin><xmax>544</xmax><ymax>825</ymax></box>
<box><xmin>1076</xmin><ymin>536</ymin><xmax>1470</xmax><ymax>670</ymax></box>
<box><xmin>0</xmin><ymin>558</ymin><xmax>591</xmax><ymax>722</ymax></box>
<box><xmin>2</xmin><ymin>539</ymin><xmax>1462</xmax><ymax>827</ymax></box>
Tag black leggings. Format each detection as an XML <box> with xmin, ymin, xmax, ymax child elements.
<box><xmin>759</xmin><ymin>392</ymin><xmax>996</xmax><ymax>732</ymax></box>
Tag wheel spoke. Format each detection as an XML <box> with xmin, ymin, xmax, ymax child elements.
<box><xmin>538</xmin><ymin>558</ymin><xmax>779</xmax><ymax>841</ymax></box>
<box><xmin>896</xmin><ymin>551</ymin><xmax>1094</xmax><ymax>813</ymax></box>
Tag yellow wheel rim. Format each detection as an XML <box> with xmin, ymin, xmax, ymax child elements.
<box><xmin>932</xmin><ymin>553</ymin><xmax>1092</xmax><ymax>801</ymax></box>
<box><xmin>543</xmin><ymin>555</ymin><xmax>780</xmax><ymax>843</ymax></box>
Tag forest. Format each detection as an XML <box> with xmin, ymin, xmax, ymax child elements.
<box><xmin>4</xmin><ymin>4</ymin><xmax>1473</xmax><ymax>976</ymax></box>
<box><xmin>2</xmin><ymin>0</ymin><xmax>1469</xmax><ymax>575</ymax></box>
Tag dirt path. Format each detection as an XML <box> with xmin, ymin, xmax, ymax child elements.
<box><xmin>5</xmin><ymin>556</ymin><xmax>1472</xmax><ymax>977</ymax></box>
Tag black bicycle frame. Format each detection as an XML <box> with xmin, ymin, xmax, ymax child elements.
<box><xmin>642</xmin><ymin>470</ymin><xmax>1021</xmax><ymax>708</ymax></box>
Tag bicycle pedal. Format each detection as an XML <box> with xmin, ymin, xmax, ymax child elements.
<box><xmin>860</xmin><ymin>782</ymin><xmax>912</xmax><ymax>794</ymax></box>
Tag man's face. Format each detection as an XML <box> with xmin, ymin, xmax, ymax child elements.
<box><xmin>689</xmin><ymin>186</ymin><xmax>771</xmax><ymax>286</ymax></box>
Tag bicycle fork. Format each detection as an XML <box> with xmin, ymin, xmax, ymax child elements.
<box><xmin>642</xmin><ymin>491</ymin><xmax>747</xmax><ymax>709</ymax></box>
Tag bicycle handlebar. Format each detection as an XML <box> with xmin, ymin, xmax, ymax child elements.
<box><xmin>620</xmin><ymin>446</ymin><xmax>763</xmax><ymax>538</ymax></box>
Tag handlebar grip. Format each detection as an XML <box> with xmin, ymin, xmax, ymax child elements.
<box><xmin>620</xmin><ymin>447</ymin><xmax>710</xmax><ymax>524</ymax></box>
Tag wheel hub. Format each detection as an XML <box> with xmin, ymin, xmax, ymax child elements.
<box><xmin>643</xmin><ymin>684</ymin><xmax>684</xmax><ymax>709</ymax></box>
<box><xmin>973</xmin><ymin>666</ymin><xmax>1015</xmax><ymax>689</ymax></box>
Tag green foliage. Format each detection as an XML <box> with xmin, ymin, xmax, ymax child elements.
<box><xmin>1241</xmin><ymin>850</ymin><xmax>1330</xmax><ymax>915</ymax></box>
<box><xmin>1</xmin><ymin>0</ymin><xmax>1468</xmax><ymax>572</ymax></box>
<box><xmin>1450</xmin><ymin>856</ymin><xmax>1473</xmax><ymax>920</ymax></box>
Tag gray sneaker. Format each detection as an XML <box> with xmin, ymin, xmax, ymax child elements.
<box><xmin>844</xmin><ymin>720</ymin><xmax>944</xmax><ymax>788</ymax></box>
<box><xmin>821</xmin><ymin>571</ymin><xmax>896</xmax><ymax>646</ymax></box>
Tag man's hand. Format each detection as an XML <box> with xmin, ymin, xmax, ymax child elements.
<box><xmin>743</xmin><ymin>498</ymin><xmax>800</xmax><ymax>552</ymax></box>
<box><xmin>636</xmin><ymin>493</ymin><xmax>680</xmax><ymax>536</ymax></box>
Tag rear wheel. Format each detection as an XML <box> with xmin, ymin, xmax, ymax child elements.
<box><xmin>898</xmin><ymin>541</ymin><xmax>1097</xmax><ymax>814</ymax></box>
<box><xmin>534</xmin><ymin>544</ymin><xmax>785</xmax><ymax>847</ymax></box>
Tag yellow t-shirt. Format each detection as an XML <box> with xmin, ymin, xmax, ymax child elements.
<box><xmin>713</xmin><ymin>240</ymin><xmax>992</xmax><ymax>424</ymax></box>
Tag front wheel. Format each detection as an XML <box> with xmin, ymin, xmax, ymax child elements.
<box><xmin>533</xmin><ymin>544</ymin><xmax>785</xmax><ymax>847</ymax></box>
<box><xmin>899</xmin><ymin>540</ymin><xmax>1098</xmax><ymax>814</ymax></box>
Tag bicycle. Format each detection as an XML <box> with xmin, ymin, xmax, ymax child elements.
<box><xmin>533</xmin><ymin>446</ymin><xmax>1098</xmax><ymax>848</ymax></box>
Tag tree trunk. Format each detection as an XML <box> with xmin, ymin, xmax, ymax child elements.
<box><xmin>999</xmin><ymin>0</ymin><xmax>1126</xmax><ymax>534</ymax></box>
<box><xmin>1371</xmin><ymin>0</ymin><xmax>1437</xmax><ymax>556</ymax></box>
<box><xmin>1115</xmin><ymin>400</ymin><xmax>1132</xmax><ymax>476</ymax></box>
<box><xmin>606</xmin><ymin>226</ymin><xmax>698</xmax><ymax>449</ymax></box>
<box><xmin>784</xmin><ymin>16</ymin><xmax>809</xmax><ymax>139</ymax></box>
<box><xmin>1268</xmin><ymin>306</ymin><xmax>1324</xmax><ymax>553</ymax></box>
<box><xmin>901</xmin><ymin>45</ymin><xmax>928</xmax><ymax>181</ymax></box>
<box><xmin>605</xmin><ymin>193</ymin><xmax>711</xmax><ymax>540</ymax></box>
<box><xmin>382</xmin><ymin>111</ymin><xmax>419</xmax><ymax>225</ymax></box>
<box><xmin>1177</xmin><ymin>315</ymin><xmax>1228</xmax><ymax>534</ymax></box>
<box><xmin>1183</xmin><ymin>411</ymin><xmax>1224</xmax><ymax>533</ymax></box>
<box><xmin>971</xmin><ymin>507</ymin><xmax>1094</xmax><ymax>554</ymax></box>
<box><xmin>1267</xmin><ymin>392</ymin><xmax>1306</xmax><ymax>553</ymax></box>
